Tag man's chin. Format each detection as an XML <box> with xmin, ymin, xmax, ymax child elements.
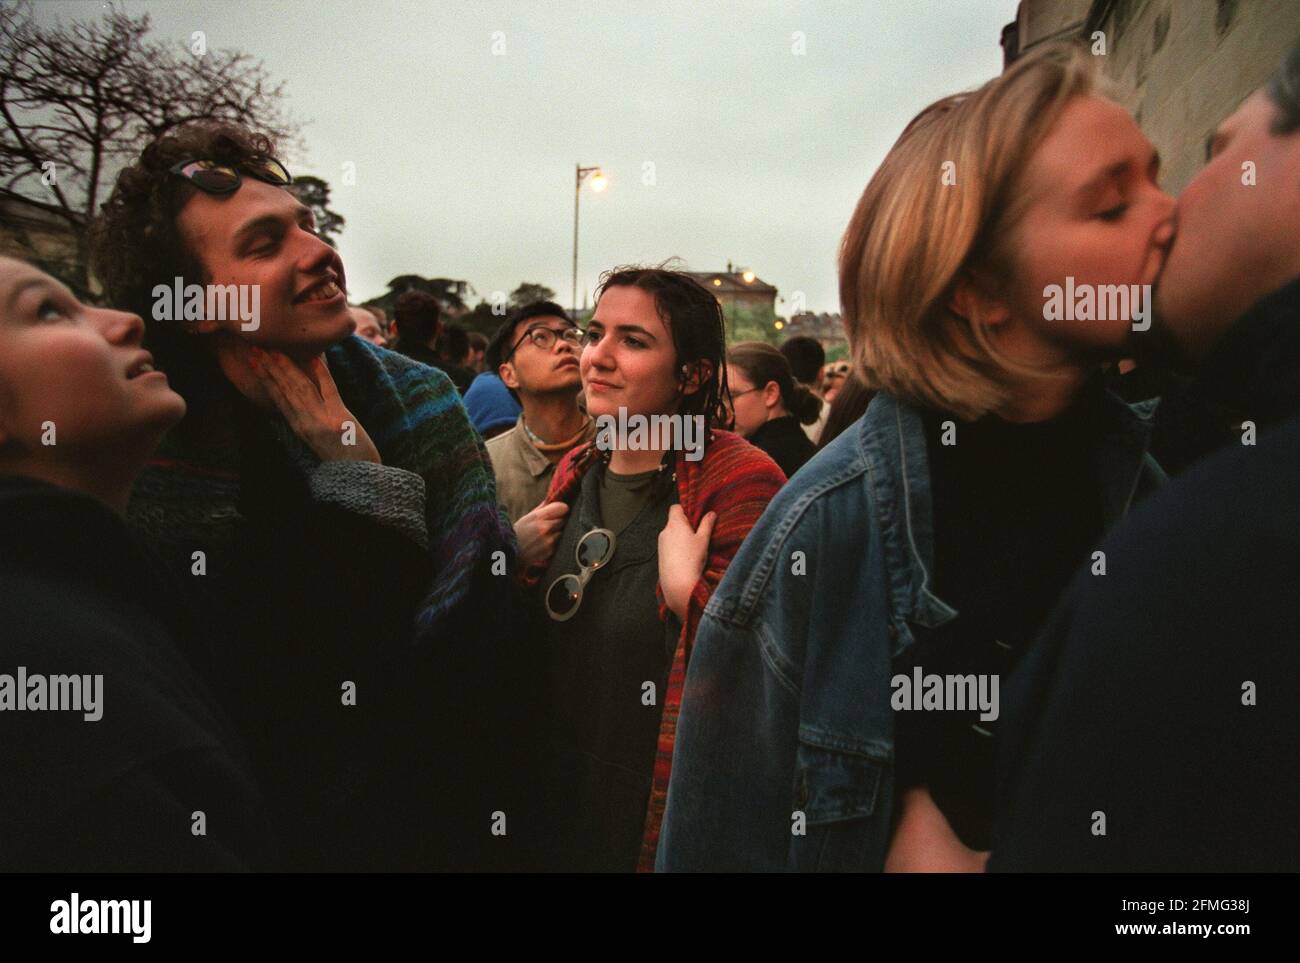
<box><xmin>284</xmin><ymin>317</ymin><xmax>357</xmax><ymax>356</ymax></box>
<box><xmin>1128</xmin><ymin>290</ymin><xmax>1199</xmax><ymax>374</ymax></box>
<box><xmin>547</xmin><ymin>372</ymin><xmax>583</xmax><ymax>394</ymax></box>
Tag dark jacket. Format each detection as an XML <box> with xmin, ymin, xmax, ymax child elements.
<box><xmin>0</xmin><ymin>476</ymin><xmax>276</xmax><ymax>870</ymax></box>
<box><xmin>127</xmin><ymin>338</ymin><xmax>532</xmax><ymax>871</ymax></box>
<box><xmin>748</xmin><ymin>415</ymin><xmax>817</xmax><ymax>479</ymax></box>
<box><xmin>992</xmin><ymin>276</ymin><xmax>1300</xmax><ymax>871</ymax></box>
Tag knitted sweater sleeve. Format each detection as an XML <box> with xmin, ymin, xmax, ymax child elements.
<box><xmin>307</xmin><ymin>461</ymin><xmax>429</xmax><ymax>550</ymax></box>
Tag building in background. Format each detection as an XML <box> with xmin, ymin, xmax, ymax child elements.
<box><xmin>686</xmin><ymin>262</ymin><xmax>780</xmax><ymax>343</ymax></box>
<box><xmin>1003</xmin><ymin>0</ymin><xmax>1300</xmax><ymax>193</ymax></box>
<box><xmin>0</xmin><ymin>188</ymin><xmax>91</xmax><ymax>296</ymax></box>
<box><xmin>686</xmin><ymin>263</ymin><xmax>779</xmax><ymax>314</ymax></box>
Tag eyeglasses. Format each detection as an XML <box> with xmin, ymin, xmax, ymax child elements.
<box><xmin>169</xmin><ymin>157</ymin><xmax>293</xmax><ymax>196</ymax></box>
<box><xmin>508</xmin><ymin>324</ymin><xmax>583</xmax><ymax>359</ymax></box>
<box><xmin>728</xmin><ymin>386</ymin><xmax>761</xmax><ymax>401</ymax></box>
<box><xmin>545</xmin><ymin>526</ymin><xmax>617</xmax><ymax>621</ymax></box>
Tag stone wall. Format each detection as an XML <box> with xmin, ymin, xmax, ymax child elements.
<box><xmin>1010</xmin><ymin>0</ymin><xmax>1300</xmax><ymax>192</ymax></box>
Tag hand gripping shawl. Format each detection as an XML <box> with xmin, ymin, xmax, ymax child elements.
<box><xmin>521</xmin><ymin>429</ymin><xmax>785</xmax><ymax>871</ymax></box>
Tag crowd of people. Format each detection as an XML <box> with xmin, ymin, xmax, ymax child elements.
<box><xmin>1</xmin><ymin>37</ymin><xmax>1297</xmax><ymax>872</ymax></box>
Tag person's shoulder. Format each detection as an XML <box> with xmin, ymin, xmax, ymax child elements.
<box><xmin>484</xmin><ymin>423</ymin><xmax>521</xmax><ymax>456</ymax></box>
<box><xmin>328</xmin><ymin>336</ymin><xmax>457</xmax><ymax>399</ymax></box>
<box><xmin>538</xmin><ymin>441</ymin><xmax>597</xmax><ymax>504</ymax></box>
<box><xmin>0</xmin><ymin>477</ymin><xmax>131</xmax><ymax>574</ymax></box>
<box><xmin>1044</xmin><ymin>410</ymin><xmax>1300</xmax><ymax>639</ymax></box>
<box><xmin>1116</xmin><ymin>411</ymin><xmax>1300</xmax><ymax>551</ymax></box>
<box><xmin>713</xmin><ymin>424</ymin><xmax>873</xmax><ymax>577</ymax></box>
<box><xmin>701</xmin><ymin>429</ymin><xmax>784</xmax><ymax>481</ymax></box>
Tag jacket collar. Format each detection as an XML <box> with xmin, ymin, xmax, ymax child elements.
<box><xmin>856</xmin><ymin>384</ymin><xmax>1158</xmax><ymax>648</ymax></box>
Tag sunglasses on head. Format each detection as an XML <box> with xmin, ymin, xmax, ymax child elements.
<box><xmin>169</xmin><ymin>157</ymin><xmax>293</xmax><ymax>195</ymax></box>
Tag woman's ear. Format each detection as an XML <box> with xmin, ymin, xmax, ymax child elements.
<box><xmin>949</xmin><ymin>271</ymin><xmax>1012</xmax><ymax>333</ymax></box>
<box><xmin>680</xmin><ymin>359</ymin><xmax>713</xmax><ymax>396</ymax></box>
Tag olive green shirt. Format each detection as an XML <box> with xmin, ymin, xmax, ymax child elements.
<box><xmin>598</xmin><ymin>466</ymin><xmax>663</xmax><ymax>535</ymax></box>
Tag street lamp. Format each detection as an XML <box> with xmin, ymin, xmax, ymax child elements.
<box><xmin>573</xmin><ymin>164</ymin><xmax>605</xmax><ymax>315</ymax></box>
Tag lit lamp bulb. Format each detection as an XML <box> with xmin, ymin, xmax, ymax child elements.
<box><xmin>589</xmin><ymin>171</ymin><xmax>608</xmax><ymax>192</ymax></box>
<box><xmin>742</xmin><ymin>270</ymin><xmax>755</xmax><ymax>283</ymax></box>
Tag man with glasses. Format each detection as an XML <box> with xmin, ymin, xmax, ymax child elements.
<box><xmin>484</xmin><ymin>301</ymin><xmax>594</xmax><ymax>524</ymax></box>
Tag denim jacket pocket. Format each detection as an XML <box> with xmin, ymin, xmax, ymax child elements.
<box><xmin>791</xmin><ymin>740</ymin><xmax>888</xmax><ymax>872</ymax></box>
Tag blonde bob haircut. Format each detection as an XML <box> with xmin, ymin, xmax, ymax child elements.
<box><xmin>838</xmin><ymin>43</ymin><xmax>1099</xmax><ymax>420</ymax></box>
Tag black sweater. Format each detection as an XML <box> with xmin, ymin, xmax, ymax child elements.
<box><xmin>897</xmin><ymin>385</ymin><xmax>1110</xmax><ymax>850</ymax></box>
<box><xmin>749</xmin><ymin>415</ymin><xmax>816</xmax><ymax>479</ymax></box>
<box><xmin>0</xmin><ymin>476</ymin><xmax>276</xmax><ymax>870</ymax></box>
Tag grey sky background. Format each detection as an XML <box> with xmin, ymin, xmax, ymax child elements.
<box><xmin>38</xmin><ymin>0</ymin><xmax>1019</xmax><ymax>313</ymax></box>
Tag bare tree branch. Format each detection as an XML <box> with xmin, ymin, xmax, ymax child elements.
<box><xmin>0</xmin><ymin>1</ymin><xmax>303</xmax><ymax>291</ymax></box>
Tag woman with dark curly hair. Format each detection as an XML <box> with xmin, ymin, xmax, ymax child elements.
<box><xmin>519</xmin><ymin>265</ymin><xmax>785</xmax><ymax>872</ymax></box>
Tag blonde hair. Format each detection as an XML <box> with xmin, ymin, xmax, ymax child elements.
<box><xmin>838</xmin><ymin>43</ymin><xmax>1098</xmax><ymax>420</ymax></box>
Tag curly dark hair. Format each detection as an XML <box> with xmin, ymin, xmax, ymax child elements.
<box><xmin>582</xmin><ymin>264</ymin><xmax>730</xmax><ymax>492</ymax></box>
<box><xmin>89</xmin><ymin>122</ymin><xmax>282</xmax><ymax>405</ymax></box>
<box><xmin>593</xmin><ymin>263</ymin><xmax>729</xmax><ymax>430</ymax></box>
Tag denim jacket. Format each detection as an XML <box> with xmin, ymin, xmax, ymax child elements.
<box><xmin>656</xmin><ymin>390</ymin><xmax>1162</xmax><ymax>872</ymax></box>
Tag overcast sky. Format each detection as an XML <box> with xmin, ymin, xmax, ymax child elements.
<box><xmin>37</xmin><ymin>0</ymin><xmax>1019</xmax><ymax>312</ymax></box>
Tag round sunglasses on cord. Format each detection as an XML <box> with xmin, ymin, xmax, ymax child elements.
<box><xmin>545</xmin><ymin>526</ymin><xmax>617</xmax><ymax>621</ymax></box>
<box><xmin>169</xmin><ymin>157</ymin><xmax>293</xmax><ymax>195</ymax></box>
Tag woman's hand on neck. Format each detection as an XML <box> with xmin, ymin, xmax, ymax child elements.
<box><xmin>215</xmin><ymin>335</ymin><xmax>275</xmax><ymax>408</ymax></box>
<box><xmin>214</xmin><ymin>335</ymin><xmax>319</xmax><ymax>410</ymax></box>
